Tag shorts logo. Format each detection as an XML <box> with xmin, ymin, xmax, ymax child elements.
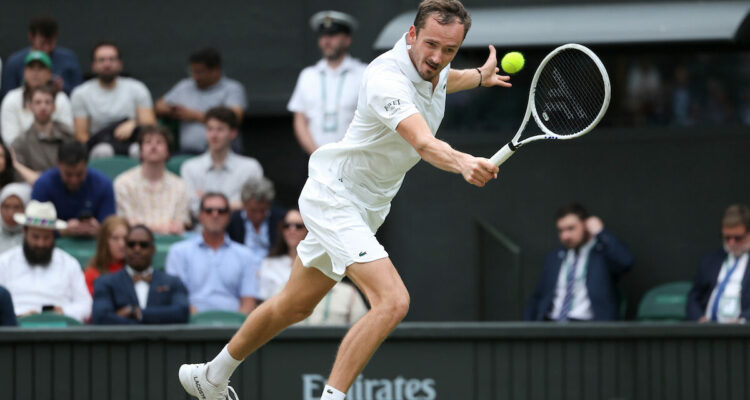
<box><xmin>384</xmin><ymin>99</ymin><xmax>402</xmax><ymax>116</ymax></box>
<box><xmin>359</xmin><ymin>251</ymin><xmax>367</xmax><ymax>257</ymax></box>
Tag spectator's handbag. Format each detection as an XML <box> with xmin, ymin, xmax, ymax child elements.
<box><xmin>86</xmin><ymin>118</ymin><xmax>139</xmax><ymax>156</ymax></box>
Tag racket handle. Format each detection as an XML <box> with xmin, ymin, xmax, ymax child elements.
<box><xmin>490</xmin><ymin>143</ymin><xmax>516</xmax><ymax>167</ymax></box>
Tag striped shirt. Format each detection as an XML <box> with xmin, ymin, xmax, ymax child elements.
<box><xmin>114</xmin><ymin>166</ymin><xmax>190</xmax><ymax>227</ymax></box>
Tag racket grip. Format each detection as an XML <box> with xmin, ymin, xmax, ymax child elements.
<box><xmin>490</xmin><ymin>143</ymin><xmax>516</xmax><ymax>167</ymax></box>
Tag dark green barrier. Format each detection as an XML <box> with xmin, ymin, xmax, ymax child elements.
<box><xmin>0</xmin><ymin>322</ymin><xmax>748</xmax><ymax>400</ymax></box>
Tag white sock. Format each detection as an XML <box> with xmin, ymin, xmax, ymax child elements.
<box><xmin>320</xmin><ymin>384</ymin><xmax>346</xmax><ymax>400</ymax></box>
<box><xmin>206</xmin><ymin>345</ymin><xmax>243</xmax><ymax>385</ymax></box>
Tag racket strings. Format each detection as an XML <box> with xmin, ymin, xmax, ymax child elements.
<box><xmin>533</xmin><ymin>48</ymin><xmax>606</xmax><ymax>136</ymax></box>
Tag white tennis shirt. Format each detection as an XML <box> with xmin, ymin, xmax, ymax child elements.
<box><xmin>308</xmin><ymin>35</ymin><xmax>449</xmax><ymax>207</ymax></box>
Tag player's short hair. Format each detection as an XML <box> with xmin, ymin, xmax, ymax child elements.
<box><xmin>29</xmin><ymin>17</ymin><xmax>59</xmax><ymax>38</ymax></box>
<box><xmin>204</xmin><ymin>107</ymin><xmax>239</xmax><ymax>130</ymax></box>
<box><xmin>189</xmin><ymin>47</ymin><xmax>222</xmax><ymax>69</ymax></box>
<box><xmin>413</xmin><ymin>0</ymin><xmax>472</xmax><ymax>38</ymax></box>
<box><xmin>137</xmin><ymin>125</ymin><xmax>174</xmax><ymax>153</ymax></box>
<box><xmin>721</xmin><ymin>204</ymin><xmax>750</xmax><ymax>231</ymax></box>
<box><xmin>555</xmin><ymin>203</ymin><xmax>590</xmax><ymax>222</ymax></box>
<box><xmin>241</xmin><ymin>177</ymin><xmax>275</xmax><ymax>204</ymax></box>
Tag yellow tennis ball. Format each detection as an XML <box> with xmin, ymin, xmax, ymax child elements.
<box><xmin>501</xmin><ymin>52</ymin><xmax>525</xmax><ymax>74</ymax></box>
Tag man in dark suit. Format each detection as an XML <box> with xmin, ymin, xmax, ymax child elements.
<box><xmin>687</xmin><ymin>204</ymin><xmax>750</xmax><ymax>323</ymax></box>
<box><xmin>227</xmin><ymin>176</ymin><xmax>285</xmax><ymax>258</ymax></box>
<box><xmin>92</xmin><ymin>225</ymin><xmax>189</xmax><ymax>324</ymax></box>
<box><xmin>524</xmin><ymin>203</ymin><xmax>634</xmax><ymax>321</ymax></box>
<box><xmin>0</xmin><ymin>286</ymin><xmax>17</xmax><ymax>326</ymax></box>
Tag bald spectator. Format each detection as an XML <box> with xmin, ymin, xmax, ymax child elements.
<box><xmin>155</xmin><ymin>47</ymin><xmax>247</xmax><ymax>154</ymax></box>
<box><xmin>180</xmin><ymin>107</ymin><xmax>263</xmax><ymax>217</ymax></box>
<box><xmin>71</xmin><ymin>41</ymin><xmax>156</xmax><ymax>158</ymax></box>
<box><xmin>1</xmin><ymin>16</ymin><xmax>82</xmax><ymax>98</ymax></box>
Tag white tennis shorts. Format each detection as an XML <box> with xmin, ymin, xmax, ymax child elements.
<box><xmin>297</xmin><ymin>178</ymin><xmax>390</xmax><ymax>281</ymax></box>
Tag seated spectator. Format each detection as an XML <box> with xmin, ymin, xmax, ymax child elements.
<box><xmin>0</xmin><ymin>183</ymin><xmax>31</xmax><ymax>254</ymax></box>
<box><xmin>71</xmin><ymin>41</ymin><xmax>155</xmax><ymax>158</ymax></box>
<box><xmin>524</xmin><ymin>203</ymin><xmax>634</xmax><ymax>322</ymax></box>
<box><xmin>180</xmin><ymin>107</ymin><xmax>263</xmax><ymax>217</ymax></box>
<box><xmin>1</xmin><ymin>51</ymin><xmax>73</xmax><ymax>145</ymax></box>
<box><xmin>0</xmin><ymin>141</ymin><xmax>35</xmax><ymax>186</ymax></box>
<box><xmin>0</xmin><ymin>286</ymin><xmax>17</xmax><ymax>326</ymax></box>
<box><xmin>92</xmin><ymin>224</ymin><xmax>189</xmax><ymax>324</ymax></box>
<box><xmin>114</xmin><ymin>126</ymin><xmax>189</xmax><ymax>234</ymax></box>
<box><xmin>0</xmin><ymin>16</ymin><xmax>82</xmax><ymax>98</ymax></box>
<box><xmin>155</xmin><ymin>47</ymin><xmax>247</xmax><ymax>154</ymax></box>
<box><xmin>12</xmin><ymin>84</ymin><xmax>74</xmax><ymax>175</ymax></box>
<box><xmin>83</xmin><ymin>216</ymin><xmax>129</xmax><ymax>295</ymax></box>
<box><xmin>258</xmin><ymin>209</ymin><xmax>367</xmax><ymax>325</ymax></box>
<box><xmin>0</xmin><ymin>200</ymin><xmax>91</xmax><ymax>322</ymax></box>
<box><xmin>32</xmin><ymin>141</ymin><xmax>115</xmax><ymax>237</ymax></box>
<box><xmin>166</xmin><ymin>192</ymin><xmax>259</xmax><ymax>314</ymax></box>
<box><xmin>227</xmin><ymin>177</ymin><xmax>285</xmax><ymax>262</ymax></box>
<box><xmin>687</xmin><ymin>204</ymin><xmax>750</xmax><ymax>323</ymax></box>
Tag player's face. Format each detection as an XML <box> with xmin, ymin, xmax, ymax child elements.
<box><xmin>722</xmin><ymin>224</ymin><xmax>750</xmax><ymax>256</ymax></box>
<box><xmin>557</xmin><ymin>214</ymin><xmax>587</xmax><ymax>249</ymax></box>
<box><xmin>406</xmin><ymin>17</ymin><xmax>464</xmax><ymax>83</ymax></box>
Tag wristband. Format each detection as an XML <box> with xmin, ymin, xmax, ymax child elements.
<box><xmin>475</xmin><ymin>68</ymin><xmax>482</xmax><ymax>88</ymax></box>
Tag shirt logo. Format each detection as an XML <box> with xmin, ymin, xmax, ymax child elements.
<box><xmin>359</xmin><ymin>251</ymin><xmax>367</xmax><ymax>257</ymax></box>
<box><xmin>384</xmin><ymin>99</ymin><xmax>402</xmax><ymax>116</ymax></box>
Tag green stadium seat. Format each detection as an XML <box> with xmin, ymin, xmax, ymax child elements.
<box><xmin>18</xmin><ymin>312</ymin><xmax>82</xmax><ymax>328</ymax></box>
<box><xmin>89</xmin><ymin>156</ymin><xmax>139</xmax><ymax>181</ymax></box>
<box><xmin>153</xmin><ymin>234</ymin><xmax>184</xmax><ymax>269</ymax></box>
<box><xmin>636</xmin><ymin>281</ymin><xmax>692</xmax><ymax>321</ymax></box>
<box><xmin>190</xmin><ymin>310</ymin><xmax>247</xmax><ymax>326</ymax></box>
<box><xmin>56</xmin><ymin>237</ymin><xmax>96</xmax><ymax>268</ymax></box>
<box><xmin>166</xmin><ymin>154</ymin><xmax>194</xmax><ymax>176</ymax></box>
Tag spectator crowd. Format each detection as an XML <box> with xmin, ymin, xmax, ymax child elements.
<box><xmin>0</xmin><ymin>15</ymin><xmax>746</xmax><ymax>328</ymax></box>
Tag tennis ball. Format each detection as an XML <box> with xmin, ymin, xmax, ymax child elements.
<box><xmin>501</xmin><ymin>52</ymin><xmax>525</xmax><ymax>74</ymax></box>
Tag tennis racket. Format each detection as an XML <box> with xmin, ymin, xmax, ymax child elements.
<box><xmin>490</xmin><ymin>43</ymin><xmax>611</xmax><ymax>167</ymax></box>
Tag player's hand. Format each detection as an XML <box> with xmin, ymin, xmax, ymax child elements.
<box><xmin>585</xmin><ymin>216</ymin><xmax>604</xmax><ymax>236</ymax></box>
<box><xmin>461</xmin><ymin>157</ymin><xmax>498</xmax><ymax>187</ymax></box>
<box><xmin>479</xmin><ymin>45</ymin><xmax>512</xmax><ymax>88</ymax></box>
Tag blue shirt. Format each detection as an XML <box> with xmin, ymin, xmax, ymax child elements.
<box><xmin>165</xmin><ymin>235</ymin><xmax>259</xmax><ymax>312</ymax></box>
<box><xmin>243</xmin><ymin>211</ymin><xmax>270</xmax><ymax>265</ymax></box>
<box><xmin>31</xmin><ymin>167</ymin><xmax>116</xmax><ymax>222</ymax></box>
<box><xmin>1</xmin><ymin>46</ymin><xmax>83</xmax><ymax>99</ymax></box>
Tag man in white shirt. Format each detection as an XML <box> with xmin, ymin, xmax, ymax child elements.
<box><xmin>180</xmin><ymin>107</ymin><xmax>263</xmax><ymax>218</ymax></box>
<box><xmin>0</xmin><ymin>200</ymin><xmax>91</xmax><ymax>322</ymax></box>
<box><xmin>287</xmin><ymin>10</ymin><xmax>367</xmax><ymax>154</ymax></box>
<box><xmin>687</xmin><ymin>204</ymin><xmax>750</xmax><ymax>323</ymax></box>
<box><xmin>179</xmin><ymin>1</ymin><xmax>511</xmax><ymax>399</ymax></box>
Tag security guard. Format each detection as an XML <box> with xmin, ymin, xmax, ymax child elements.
<box><xmin>287</xmin><ymin>10</ymin><xmax>366</xmax><ymax>154</ymax></box>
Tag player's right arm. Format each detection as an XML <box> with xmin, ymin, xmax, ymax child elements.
<box><xmin>396</xmin><ymin>114</ymin><xmax>497</xmax><ymax>187</ymax></box>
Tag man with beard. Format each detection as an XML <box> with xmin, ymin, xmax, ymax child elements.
<box><xmin>71</xmin><ymin>41</ymin><xmax>156</xmax><ymax>158</ymax></box>
<box><xmin>0</xmin><ymin>200</ymin><xmax>91</xmax><ymax>322</ymax></box>
<box><xmin>92</xmin><ymin>225</ymin><xmax>189</xmax><ymax>324</ymax></box>
<box><xmin>287</xmin><ymin>10</ymin><xmax>367</xmax><ymax>155</ymax></box>
<box><xmin>525</xmin><ymin>203</ymin><xmax>634</xmax><ymax>322</ymax></box>
<box><xmin>687</xmin><ymin>204</ymin><xmax>750</xmax><ymax>323</ymax></box>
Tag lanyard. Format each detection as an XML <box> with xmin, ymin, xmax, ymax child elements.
<box><xmin>320</xmin><ymin>69</ymin><xmax>348</xmax><ymax>133</ymax></box>
<box><xmin>710</xmin><ymin>255</ymin><xmax>743</xmax><ymax>321</ymax></box>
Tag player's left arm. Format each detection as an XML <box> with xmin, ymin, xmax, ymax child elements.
<box><xmin>447</xmin><ymin>45</ymin><xmax>512</xmax><ymax>94</ymax></box>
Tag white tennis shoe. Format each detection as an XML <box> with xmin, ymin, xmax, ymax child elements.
<box><xmin>178</xmin><ymin>363</ymin><xmax>238</xmax><ymax>400</ymax></box>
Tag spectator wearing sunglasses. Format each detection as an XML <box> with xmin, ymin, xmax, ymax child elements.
<box><xmin>687</xmin><ymin>204</ymin><xmax>750</xmax><ymax>323</ymax></box>
<box><xmin>92</xmin><ymin>224</ymin><xmax>189</xmax><ymax>324</ymax></box>
<box><xmin>166</xmin><ymin>192</ymin><xmax>260</xmax><ymax>314</ymax></box>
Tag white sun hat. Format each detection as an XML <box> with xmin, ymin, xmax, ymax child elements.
<box><xmin>13</xmin><ymin>200</ymin><xmax>68</xmax><ymax>230</ymax></box>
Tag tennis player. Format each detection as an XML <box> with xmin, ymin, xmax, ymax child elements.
<box><xmin>179</xmin><ymin>1</ymin><xmax>511</xmax><ymax>399</ymax></box>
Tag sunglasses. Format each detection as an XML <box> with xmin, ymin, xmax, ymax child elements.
<box><xmin>202</xmin><ymin>207</ymin><xmax>230</xmax><ymax>215</ymax></box>
<box><xmin>126</xmin><ymin>240</ymin><xmax>151</xmax><ymax>249</ymax></box>
<box><xmin>722</xmin><ymin>234</ymin><xmax>747</xmax><ymax>243</ymax></box>
<box><xmin>283</xmin><ymin>222</ymin><xmax>306</xmax><ymax>230</ymax></box>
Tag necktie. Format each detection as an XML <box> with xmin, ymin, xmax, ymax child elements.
<box><xmin>710</xmin><ymin>256</ymin><xmax>741</xmax><ymax>322</ymax></box>
<box><xmin>558</xmin><ymin>252</ymin><xmax>579</xmax><ymax>321</ymax></box>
